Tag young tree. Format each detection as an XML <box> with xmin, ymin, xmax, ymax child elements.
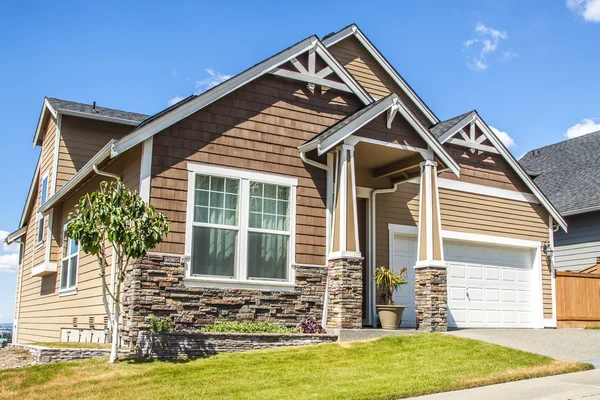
<box><xmin>67</xmin><ymin>180</ymin><xmax>169</xmax><ymax>363</ymax></box>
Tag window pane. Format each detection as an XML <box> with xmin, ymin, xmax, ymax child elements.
<box><xmin>69</xmin><ymin>256</ymin><xmax>78</xmax><ymax>288</ymax></box>
<box><xmin>41</xmin><ymin>177</ymin><xmax>48</xmax><ymax>204</ymax></box>
<box><xmin>247</xmin><ymin>232</ymin><xmax>288</xmax><ymax>281</ymax></box>
<box><xmin>60</xmin><ymin>260</ymin><xmax>69</xmax><ymax>289</ymax></box>
<box><xmin>194</xmin><ymin>206</ymin><xmax>208</xmax><ymax>223</ymax></box>
<box><xmin>248</xmin><ymin>181</ymin><xmax>291</xmax><ymax>232</ymax></box>
<box><xmin>191</xmin><ymin>226</ymin><xmax>236</xmax><ymax>277</ymax></box>
<box><xmin>195</xmin><ymin>175</ymin><xmax>209</xmax><ymax>190</ymax></box>
<box><xmin>37</xmin><ymin>219</ymin><xmax>44</xmax><ymax>242</ymax></box>
<box><xmin>194</xmin><ymin>190</ymin><xmax>209</xmax><ymax>207</ymax></box>
<box><xmin>194</xmin><ymin>175</ymin><xmax>238</xmax><ymax>227</ymax></box>
<box><xmin>69</xmin><ymin>239</ymin><xmax>78</xmax><ymax>256</ymax></box>
<box><xmin>62</xmin><ymin>232</ymin><xmax>68</xmax><ymax>258</ymax></box>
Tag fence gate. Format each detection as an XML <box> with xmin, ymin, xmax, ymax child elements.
<box><xmin>556</xmin><ymin>271</ymin><xmax>600</xmax><ymax>328</ymax></box>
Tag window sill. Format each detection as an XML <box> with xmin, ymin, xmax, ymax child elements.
<box><xmin>35</xmin><ymin>241</ymin><xmax>44</xmax><ymax>249</ymax></box>
<box><xmin>183</xmin><ymin>277</ymin><xmax>296</xmax><ymax>292</ymax></box>
<box><xmin>58</xmin><ymin>287</ymin><xmax>78</xmax><ymax>297</ymax></box>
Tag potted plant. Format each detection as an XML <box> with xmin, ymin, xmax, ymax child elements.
<box><xmin>374</xmin><ymin>266</ymin><xmax>408</xmax><ymax>329</ymax></box>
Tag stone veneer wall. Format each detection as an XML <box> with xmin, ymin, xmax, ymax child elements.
<box><xmin>326</xmin><ymin>257</ymin><xmax>363</xmax><ymax>329</ymax></box>
<box><xmin>136</xmin><ymin>331</ymin><xmax>338</xmax><ymax>359</ymax></box>
<box><xmin>414</xmin><ymin>267</ymin><xmax>448</xmax><ymax>332</ymax></box>
<box><xmin>9</xmin><ymin>344</ymin><xmax>128</xmax><ymax>364</ymax></box>
<box><xmin>122</xmin><ymin>254</ymin><xmax>328</xmax><ymax>347</ymax></box>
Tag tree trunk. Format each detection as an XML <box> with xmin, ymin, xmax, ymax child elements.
<box><xmin>109</xmin><ymin>279</ymin><xmax>121</xmax><ymax>364</ymax></box>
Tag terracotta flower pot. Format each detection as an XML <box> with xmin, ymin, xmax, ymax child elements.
<box><xmin>376</xmin><ymin>305</ymin><xmax>406</xmax><ymax>330</ymax></box>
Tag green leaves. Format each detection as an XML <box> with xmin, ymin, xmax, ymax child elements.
<box><xmin>66</xmin><ymin>180</ymin><xmax>170</xmax><ymax>270</ymax></box>
<box><xmin>374</xmin><ymin>266</ymin><xmax>408</xmax><ymax>306</ymax></box>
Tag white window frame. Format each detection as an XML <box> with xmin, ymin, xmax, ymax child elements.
<box><xmin>184</xmin><ymin>163</ymin><xmax>298</xmax><ymax>291</ymax></box>
<box><xmin>59</xmin><ymin>222</ymin><xmax>79</xmax><ymax>296</ymax></box>
<box><xmin>35</xmin><ymin>172</ymin><xmax>50</xmax><ymax>247</ymax></box>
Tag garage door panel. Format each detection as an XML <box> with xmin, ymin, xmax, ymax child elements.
<box><xmin>393</xmin><ymin>234</ymin><xmax>538</xmax><ymax>329</ymax></box>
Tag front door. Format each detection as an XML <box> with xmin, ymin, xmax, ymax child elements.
<box><xmin>357</xmin><ymin>198</ymin><xmax>369</xmax><ymax>326</ymax></box>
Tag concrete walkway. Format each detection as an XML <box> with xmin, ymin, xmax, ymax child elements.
<box><xmin>447</xmin><ymin>329</ymin><xmax>600</xmax><ymax>365</ymax></box>
<box><xmin>408</xmin><ymin>369</ymin><xmax>600</xmax><ymax>399</ymax></box>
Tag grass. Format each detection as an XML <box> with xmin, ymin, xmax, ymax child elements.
<box><xmin>31</xmin><ymin>342</ymin><xmax>111</xmax><ymax>349</ymax></box>
<box><xmin>585</xmin><ymin>326</ymin><xmax>600</xmax><ymax>330</ymax></box>
<box><xmin>0</xmin><ymin>334</ymin><xmax>591</xmax><ymax>400</ymax></box>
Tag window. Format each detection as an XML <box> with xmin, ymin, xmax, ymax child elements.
<box><xmin>60</xmin><ymin>224</ymin><xmax>79</xmax><ymax>292</ymax></box>
<box><xmin>36</xmin><ymin>173</ymin><xmax>49</xmax><ymax>245</ymax></box>
<box><xmin>186</xmin><ymin>164</ymin><xmax>297</xmax><ymax>288</ymax></box>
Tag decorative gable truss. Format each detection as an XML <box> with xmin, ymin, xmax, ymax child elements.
<box><xmin>431</xmin><ymin>110</ymin><xmax>568</xmax><ymax>231</ymax></box>
<box><xmin>112</xmin><ymin>36</ymin><xmax>373</xmax><ymax>156</ymax></box>
<box><xmin>436</xmin><ymin>111</ymin><xmax>499</xmax><ymax>154</ymax></box>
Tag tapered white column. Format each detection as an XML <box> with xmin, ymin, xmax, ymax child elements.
<box><xmin>330</xmin><ymin>144</ymin><xmax>360</xmax><ymax>258</ymax></box>
<box><xmin>416</xmin><ymin>160</ymin><xmax>444</xmax><ymax>267</ymax></box>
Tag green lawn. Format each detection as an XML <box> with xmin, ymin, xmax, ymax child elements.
<box><xmin>31</xmin><ymin>342</ymin><xmax>111</xmax><ymax>349</ymax></box>
<box><xmin>1</xmin><ymin>334</ymin><xmax>591</xmax><ymax>400</ymax></box>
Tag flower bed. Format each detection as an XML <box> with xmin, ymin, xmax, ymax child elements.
<box><xmin>136</xmin><ymin>331</ymin><xmax>338</xmax><ymax>360</ymax></box>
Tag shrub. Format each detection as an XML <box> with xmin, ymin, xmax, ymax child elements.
<box><xmin>149</xmin><ymin>315</ymin><xmax>174</xmax><ymax>332</ymax></box>
<box><xmin>201</xmin><ymin>321</ymin><xmax>297</xmax><ymax>334</ymax></box>
<box><xmin>297</xmin><ymin>317</ymin><xmax>326</xmax><ymax>334</ymax></box>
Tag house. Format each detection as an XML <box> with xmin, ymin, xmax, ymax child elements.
<box><xmin>6</xmin><ymin>24</ymin><xmax>567</xmax><ymax>346</ymax></box>
<box><xmin>520</xmin><ymin>131</ymin><xmax>600</xmax><ymax>272</ymax></box>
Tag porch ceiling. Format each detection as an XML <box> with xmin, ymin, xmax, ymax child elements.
<box><xmin>353</xmin><ymin>141</ymin><xmax>422</xmax><ymax>183</ymax></box>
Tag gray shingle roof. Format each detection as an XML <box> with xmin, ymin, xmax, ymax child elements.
<box><xmin>47</xmin><ymin>97</ymin><xmax>149</xmax><ymax>124</ymax></box>
<box><xmin>429</xmin><ymin>110</ymin><xmax>474</xmax><ymax>139</ymax></box>
<box><xmin>519</xmin><ymin>130</ymin><xmax>600</xmax><ymax>215</ymax></box>
<box><xmin>303</xmin><ymin>95</ymin><xmax>389</xmax><ymax>147</ymax></box>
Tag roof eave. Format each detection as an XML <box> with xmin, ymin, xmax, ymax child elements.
<box><xmin>57</xmin><ymin>109</ymin><xmax>141</xmax><ymax>126</ymax></box>
<box><xmin>5</xmin><ymin>226</ymin><xmax>27</xmax><ymax>244</ymax></box>
<box><xmin>40</xmin><ymin>140</ymin><xmax>115</xmax><ymax>214</ymax></box>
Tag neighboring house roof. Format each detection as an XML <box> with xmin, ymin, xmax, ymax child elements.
<box><xmin>299</xmin><ymin>93</ymin><xmax>461</xmax><ymax>177</ymax></box>
<box><xmin>111</xmin><ymin>34</ymin><xmax>373</xmax><ymax>156</ymax></box>
<box><xmin>519</xmin><ymin>130</ymin><xmax>600</xmax><ymax>216</ymax></box>
<box><xmin>429</xmin><ymin>110</ymin><xmax>568</xmax><ymax>231</ymax></box>
<box><xmin>322</xmin><ymin>24</ymin><xmax>439</xmax><ymax>125</ymax></box>
<box><xmin>33</xmin><ymin>97</ymin><xmax>149</xmax><ymax>147</ymax></box>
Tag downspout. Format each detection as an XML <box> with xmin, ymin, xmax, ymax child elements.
<box><xmin>93</xmin><ymin>164</ymin><xmax>121</xmax><ymax>187</ymax></box>
<box><xmin>369</xmin><ymin>183</ymin><xmax>401</xmax><ymax>326</ymax></box>
<box><xmin>299</xmin><ymin>150</ymin><xmax>329</xmax><ymax>327</ymax></box>
<box><xmin>13</xmin><ymin>241</ymin><xmax>25</xmax><ymax>344</ymax></box>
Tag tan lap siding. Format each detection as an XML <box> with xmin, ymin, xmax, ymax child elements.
<box><xmin>438</xmin><ymin>188</ymin><xmax>552</xmax><ymax>318</ymax></box>
<box><xmin>56</xmin><ymin>116</ymin><xmax>133</xmax><ymax>191</ymax></box>
<box><xmin>439</xmin><ymin>144</ymin><xmax>532</xmax><ymax>193</ymax></box>
<box><xmin>150</xmin><ymin>75</ymin><xmax>361</xmax><ymax>264</ymax></box>
<box><xmin>375</xmin><ymin>185</ymin><xmax>552</xmax><ymax>319</ymax></box>
<box><xmin>16</xmin><ymin>146</ymin><xmax>141</xmax><ymax>343</ymax></box>
<box><xmin>328</xmin><ymin>36</ymin><xmax>430</xmax><ymax>126</ymax></box>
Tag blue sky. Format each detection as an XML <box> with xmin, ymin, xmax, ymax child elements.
<box><xmin>1</xmin><ymin>0</ymin><xmax>599</xmax><ymax>322</ymax></box>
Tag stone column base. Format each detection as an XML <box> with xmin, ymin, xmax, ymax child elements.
<box><xmin>326</xmin><ymin>257</ymin><xmax>363</xmax><ymax>329</ymax></box>
<box><xmin>415</xmin><ymin>266</ymin><xmax>448</xmax><ymax>332</ymax></box>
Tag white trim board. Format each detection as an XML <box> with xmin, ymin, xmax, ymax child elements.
<box><xmin>322</xmin><ymin>24</ymin><xmax>439</xmax><ymax>125</ymax></box>
<box><xmin>407</xmin><ymin>177</ymin><xmax>540</xmax><ymax>204</ymax></box>
<box><xmin>112</xmin><ymin>36</ymin><xmax>372</xmax><ymax>157</ymax></box>
<box><xmin>139</xmin><ymin>137</ymin><xmax>153</xmax><ymax>203</ymax></box>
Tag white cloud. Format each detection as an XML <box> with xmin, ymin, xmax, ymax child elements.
<box><xmin>565</xmin><ymin>118</ymin><xmax>600</xmax><ymax>138</ymax></box>
<box><xmin>195</xmin><ymin>68</ymin><xmax>232</xmax><ymax>93</ymax></box>
<box><xmin>567</xmin><ymin>0</ymin><xmax>600</xmax><ymax>22</ymax></box>
<box><xmin>463</xmin><ymin>23</ymin><xmax>514</xmax><ymax>71</ymax></box>
<box><xmin>490</xmin><ymin>125</ymin><xmax>516</xmax><ymax>148</ymax></box>
<box><xmin>167</xmin><ymin>96</ymin><xmax>185</xmax><ymax>107</ymax></box>
<box><xmin>0</xmin><ymin>230</ymin><xmax>18</xmax><ymax>273</ymax></box>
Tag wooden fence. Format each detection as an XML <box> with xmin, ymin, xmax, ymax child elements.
<box><xmin>556</xmin><ymin>271</ymin><xmax>600</xmax><ymax>328</ymax></box>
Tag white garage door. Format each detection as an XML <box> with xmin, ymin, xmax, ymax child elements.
<box><xmin>392</xmin><ymin>235</ymin><xmax>538</xmax><ymax>328</ymax></box>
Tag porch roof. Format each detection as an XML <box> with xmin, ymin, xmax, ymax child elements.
<box><xmin>299</xmin><ymin>93</ymin><xmax>460</xmax><ymax>177</ymax></box>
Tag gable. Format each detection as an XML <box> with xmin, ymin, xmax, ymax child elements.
<box><xmin>327</xmin><ymin>34</ymin><xmax>432</xmax><ymax>127</ymax></box>
<box><xmin>112</xmin><ymin>35</ymin><xmax>372</xmax><ymax>157</ymax></box>
<box><xmin>354</xmin><ymin>111</ymin><xmax>428</xmax><ymax>150</ymax></box>
<box><xmin>149</xmin><ymin>73</ymin><xmax>362</xmax><ymax>263</ymax></box>
<box><xmin>439</xmin><ymin>143</ymin><xmax>532</xmax><ymax>193</ymax></box>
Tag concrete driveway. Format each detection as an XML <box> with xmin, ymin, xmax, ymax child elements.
<box><xmin>448</xmin><ymin>329</ymin><xmax>600</xmax><ymax>365</ymax></box>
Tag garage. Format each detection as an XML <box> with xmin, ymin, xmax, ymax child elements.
<box><xmin>391</xmin><ymin>232</ymin><xmax>542</xmax><ymax>328</ymax></box>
